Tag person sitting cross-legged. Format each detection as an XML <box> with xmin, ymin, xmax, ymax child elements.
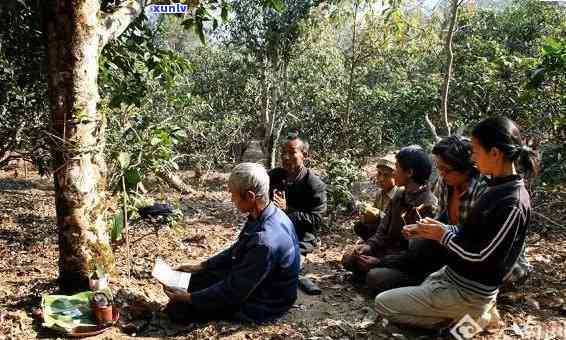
<box><xmin>163</xmin><ymin>162</ymin><xmax>300</xmax><ymax>324</ymax></box>
<box><xmin>371</xmin><ymin>136</ymin><xmax>487</xmax><ymax>293</ymax></box>
<box><xmin>374</xmin><ymin>117</ymin><xmax>539</xmax><ymax>330</ymax></box>
<box><xmin>341</xmin><ymin>145</ymin><xmax>438</xmax><ymax>289</ymax></box>
<box><xmin>353</xmin><ymin>154</ymin><xmax>399</xmax><ymax>242</ymax></box>
<box><xmin>375</xmin><ymin>135</ymin><xmax>533</xmax><ymax>298</ymax></box>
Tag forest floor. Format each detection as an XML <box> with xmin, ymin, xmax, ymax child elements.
<box><xmin>1</xmin><ymin>169</ymin><xmax>565</xmax><ymax>340</ymax></box>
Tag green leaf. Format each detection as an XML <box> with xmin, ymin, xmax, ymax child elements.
<box><xmin>266</xmin><ymin>0</ymin><xmax>285</xmax><ymax>12</ymax></box>
<box><xmin>126</xmin><ymin>168</ymin><xmax>142</xmax><ymax>188</ymax></box>
<box><xmin>528</xmin><ymin>67</ymin><xmax>546</xmax><ymax>88</ymax></box>
<box><xmin>196</xmin><ymin>21</ymin><xmax>206</xmax><ymax>45</ymax></box>
<box><xmin>116</xmin><ymin>152</ymin><xmax>130</xmax><ymax>169</ymax></box>
<box><xmin>173</xmin><ymin>129</ymin><xmax>188</xmax><ymax>139</ymax></box>
<box><xmin>220</xmin><ymin>2</ymin><xmax>229</xmax><ymax>21</ymax></box>
<box><xmin>181</xmin><ymin>18</ymin><xmax>194</xmax><ymax>31</ymax></box>
<box><xmin>110</xmin><ymin>210</ymin><xmax>124</xmax><ymax>242</ymax></box>
<box><xmin>150</xmin><ymin>136</ymin><xmax>161</xmax><ymax>145</ymax></box>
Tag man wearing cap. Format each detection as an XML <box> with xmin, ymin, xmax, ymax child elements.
<box><xmin>342</xmin><ymin>146</ymin><xmax>438</xmax><ymax>292</ymax></box>
<box><xmin>353</xmin><ymin>154</ymin><xmax>399</xmax><ymax>241</ymax></box>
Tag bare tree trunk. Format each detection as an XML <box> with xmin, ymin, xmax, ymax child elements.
<box><xmin>260</xmin><ymin>54</ymin><xmax>283</xmax><ymax>169</ymax></box>
<box><xmin>269</xmin><ymin>59</ymin><xmax>290</xmax><ymax>169</ymax></box>
<box><xmin>254</xmin><ymin>56</ymin><xmax>270</xmax><ymax>167</ymax></box>
<box><xmin>344</xmin><ymin>0</ymin><xmax>359</xmax><ymax>128</ymax></box>
<box><xmin>439</xmin><ymin>0</ymin><xmax>461</xmax><ymax>136</ymax></box>
<box><xmin>44</xmin><ymin>0</ymin><xmax>143</xmax><ymax>292</ymax></box>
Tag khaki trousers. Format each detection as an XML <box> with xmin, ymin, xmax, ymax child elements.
<box><xmin>374</xmin><ymin>267</ymin><xmax>496</xmax><ymax>329</ymax></box>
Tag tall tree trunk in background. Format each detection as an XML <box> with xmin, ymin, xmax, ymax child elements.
<box><xmin>258</xmin><ymin>53</ymin><xmax>287</xmax><ymax>170</ymax></box>
<box><xmin>269</xmin><ymin>59</ymin><xmax>290</xmax><ymax>169</ymax></box>
<box><xmin>43</xmin><ymin>0</ymin><xmax>143</xmax><ymax>292</ymax></box>
<box><xmin>263</xmin><ymin>58</ymin><xmax>281</xmax><ymax>169</ymax></box>
<box><xmin>256</xmin><ymin>56</ymin><xmax>273</xmax><ymax>167</ymax></box>
<box><xmin>439</xmin><ymin>0</ymin><xmax>461</xmax><ymax>136</ymax></box>
<box><xmin>344</xmin><ymin>0</ymin><xmax>359</xmax><ymax>128</ymax></box>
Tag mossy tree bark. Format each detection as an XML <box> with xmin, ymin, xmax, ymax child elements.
<box><xmin>43</xmin><ymin>0</ymin><xmax>144</xmax><ymax>292</ymax></box>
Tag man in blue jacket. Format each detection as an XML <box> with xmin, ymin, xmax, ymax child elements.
<box><xmin>163</xmin><ymin>162</ymin><xmax>300</xmax><ymax>324</ymax></box>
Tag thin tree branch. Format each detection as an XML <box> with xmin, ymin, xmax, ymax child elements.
<box><xmin>98</xmin><ymin>0</ymin><xmax>146</xmax><ymax>48</ymax></box>
<box><xmin>439</xmin><ymin>0</ymin><xmax>460</xmax><ymax>136</ymax></box>
<box><xmin>425</xmin><ymin>113</ymin><xmax>441</xmax><ymax>142</ymax></box>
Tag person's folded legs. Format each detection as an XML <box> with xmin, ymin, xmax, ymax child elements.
<box><xmin>366</xmin><ymin>267</ymin><xmax>413</xmax><ymax>295</ymax></box>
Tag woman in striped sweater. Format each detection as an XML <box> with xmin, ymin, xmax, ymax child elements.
<box><xmin>374</xmin><ymin>117</ymin><xmax>539</xmax><ymax>330</ymax></box>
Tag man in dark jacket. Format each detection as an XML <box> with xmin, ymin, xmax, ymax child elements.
<box><xmin>163</xmin><ymin>162</ymin><xmax>300</xmax><ymax>324</ymax></box>
<box><xmin>342</xmin><ymin>146</ymin><xmax>437</xmax><ymax>291</ymax></box>
<box><xmin>372</xmin><ymin>136</ymin><xmax>486</xmax><ymax>291</ymax></box>
<box><xmin>269</xmin><ymin>135</ymin><xmax>327</xmax><ymax>254</ymax></box>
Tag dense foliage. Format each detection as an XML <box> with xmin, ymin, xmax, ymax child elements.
<box><xmin>1</xmin><ymin>0</ymin><xmax>566</xmax><ymax>187</ymax></box>
<box><xmin>0</xmin><ymin>0</ymin><xmax>49</xmax><ymax>170</ymax></box>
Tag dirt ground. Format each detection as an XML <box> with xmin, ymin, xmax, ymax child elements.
<box><xmin>0</xmin><ymin>169</ymin><xmax>565</xmax><ymax>340</ymax></box>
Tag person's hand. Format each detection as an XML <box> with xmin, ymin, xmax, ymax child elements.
<box><xmin>353</xmin><ymin>244</ymin><xmax>371</xmax><ymax>256</ymax></box>
<box><xmin>406</xmin><ymin>217</ymin><xmax>446</xmax><ymax>242</ymax></box>
<box><xmin>357</xmin><ymin>255</ymin><xmax>380</xmax><ymax>272</ymax></box>
<box><xmin>401</xmin><ymin>224</ymin><xmax>419</xmax><ymax>239</ymax></box>
<box><xmin>163</xmin><ymin>285</ymin><xmax>191</xmax><ymax>303</ymax></box>
<box><xmin>273</xmin><ymin>190</ymin><xmax>287</xmax><ymax>211</ymax></box>
<box><xmin>175</xmin><ymin>262</ymin><xmax>204</xmax><ymax>273</ymax></box>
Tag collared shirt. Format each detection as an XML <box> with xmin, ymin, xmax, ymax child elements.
<box><xmin>373</xmin><ymin>186</ymin><xmax>399</xmax><ymax>218</ymax></box>
<box><xmin>433</xmin><ymin>175</ymin><xmax>487</xmax><ymax>225</ymax></box>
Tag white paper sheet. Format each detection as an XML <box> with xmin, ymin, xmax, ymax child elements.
<box><xmin>151</xmin><ymin>258</ymin><xmax>191</xmax><ymax>290</ymax></box>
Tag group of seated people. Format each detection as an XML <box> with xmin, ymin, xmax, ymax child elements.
<box><xmin>161</xmin><ymin>116</ymin><xmax>539</xmax><ymax>332</ymax></box>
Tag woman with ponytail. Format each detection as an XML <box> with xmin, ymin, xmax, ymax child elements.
<box><xmin>374</xmin><ymin>117</ymin><xmax>539</xmax><ymax>330</ymax></box>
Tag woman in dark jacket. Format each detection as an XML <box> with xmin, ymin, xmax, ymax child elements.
<box><xmin>374</xmin><ymin>117</ymin><xmax>539</xmax><ymax>330</ymax></box>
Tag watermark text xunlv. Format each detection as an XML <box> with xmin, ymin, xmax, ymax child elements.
<box><xmin>147</xmin><ymin>3</ymin><xmax>188</xmax><ymax>14</ymax></box>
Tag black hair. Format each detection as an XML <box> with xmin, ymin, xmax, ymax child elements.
<box><xmin>285</xmin><ymin>133</ymin><xmax>310</xmax><ymax>156</ymax></box>
<box><xmin>432</xmin><ymin>135</ymin><xmax>478</xmax><ymax>176</ymax></box>
<box><xmin>396</xmin><ymin>145</ymin><xmax>433</xmax><ymax>185</ymax></box>
<box><xmin>472</xmin><ymin>117</ymin><xmax>540</xmax><ymax>177</ymax></box>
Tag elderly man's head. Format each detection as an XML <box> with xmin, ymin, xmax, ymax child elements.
<box><xmin>280</xmin><ymin>136</ymin><xmax>309</xmax><ymax>175</ymax></box>
<box><xmin>228</xmin><ymin>162</ymin><xmax>270</xmax><ymax>214</ymax></box>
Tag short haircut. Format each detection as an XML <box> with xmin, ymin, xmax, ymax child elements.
<box><xmin>396</xmin><ymin>145</ymin><xmax>433</xmax><ymax>185</ymax></box>
<box><xmin>285</xmin><ymin>134</ymin><xmax>310</xmax><ymax>155</ymax></box>
<box><xmin>376</xmin><ymin>164</ymin><xmax>394</xmax><ymax>174</ymax></box>
<box><xmin>228</xmin><ymin>162</ymin><xmax>270</xmax><ymax>201</ymax></box>
<box><xmin>432</xmin><ymin>135</ymin><xmax>476</xmax><ymax>174</ymax></box>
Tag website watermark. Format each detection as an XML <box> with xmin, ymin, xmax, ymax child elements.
<box><xmin>451</xmin><ymin>314</ymin><xmax>566</xmax><ymax>340</ymax></box>
<box><xmin>451</xmin><ymin>314</ymin><xmax>483</xmax><ymax>340</ymax></box>
<box><xmin>147</xmin><ymin>3</ymin><xmax>188</xmax><ymax>14</ymax></box>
